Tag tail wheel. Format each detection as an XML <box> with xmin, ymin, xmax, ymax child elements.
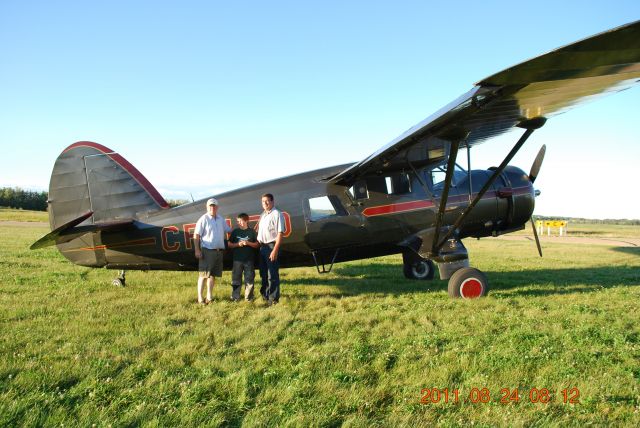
<box><xmin>403</xmin><ymin>258</ymin><xmax>435</xmax><ymax>280</ymax></box>
<box><xmin>448</xmin><ymin>267</ymin><xmax>489</xmax><ymax>299</ymax></box>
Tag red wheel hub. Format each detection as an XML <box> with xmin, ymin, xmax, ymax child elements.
<box><xmin>460</xmin><ymin>278</ymin><xmax>483</xmax><ymax>298</ymax></box>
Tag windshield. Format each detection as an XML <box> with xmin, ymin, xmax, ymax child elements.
<box><xmin>430</xmin><ymin>163</ymin><xmax>467</xmax><ymax>194</ymax></box>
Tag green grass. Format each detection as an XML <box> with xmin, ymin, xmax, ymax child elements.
<box><xmin>561</xmin><ymin>223</ymin><xmax>640</xmax><ymax>238</ymax></box>
<box><xmin>0</xmin><ymin>207</ymin><xmax>48</xmax><ymax>222</ymax></box>
<box><xmin>1</xmin><ymin>212</ymin><xmax>639</xmax><ymax>426</ymax></box>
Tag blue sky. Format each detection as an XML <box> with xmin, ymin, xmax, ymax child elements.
<box><xmin>1</xmin><ymin>1</ymin><xmax>639</xmax><ymax>219</ymax></box>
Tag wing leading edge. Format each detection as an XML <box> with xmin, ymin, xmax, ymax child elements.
<box><xmin>328</xmin><ymin>20</ymin><xmax>640</xmax><ymax>185</ymax></box>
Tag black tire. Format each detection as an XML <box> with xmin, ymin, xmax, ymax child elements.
<box><xmin>447</xmin><ymin>267</ymin><xmax>489</xmax><ymax>299</ymax></box>
<box><xmin>403</xmin><ymin>258</ymin><xmax>435</xmax><ymax>280</ymax></box>
<box><xmin>112</xmin><ymin>278</ymin><xmax>125</xmax><ymax>287</ymax></box>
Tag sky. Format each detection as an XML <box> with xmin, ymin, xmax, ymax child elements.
<box><xmin>1</xmin><ymin>1</ymin><xmax>639</xmax><ymax>219</ymax></box>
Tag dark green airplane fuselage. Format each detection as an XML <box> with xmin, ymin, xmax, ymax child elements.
<box><xmin>56</xmin><ymin>161</ymin><xmax>534</xmax><ymax>271</ymax></box>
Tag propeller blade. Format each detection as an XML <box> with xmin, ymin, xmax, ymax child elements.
<box><xmin>529</xmin><ymin>144</ymin><xmax>546</xmax><ymax>184</ymax></box>
<box><xmin>530</xmin><ymin>217</ymin><xmax>542</xmax><ymax>257</ymax></box>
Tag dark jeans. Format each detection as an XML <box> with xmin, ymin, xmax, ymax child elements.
<box><xmin>259</xmin><ymin>244</ymin><xmax>280</xmax><ymax>302</ymax></box>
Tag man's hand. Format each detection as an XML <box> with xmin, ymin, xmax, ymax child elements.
<box><xmin>195</xmin><ymin>250</ymin><xmax>202</xmax><ymax>259</ymax></box>
<box><xmin>269</xmin><ymin>249</ymin><xmax>278</xmax><ymax>262</ymax></box>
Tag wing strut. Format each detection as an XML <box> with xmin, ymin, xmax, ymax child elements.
<box><xmin>434</xmin><ymin>117</ymin><xmax>546</xmax><ymax>252</ymax></box>
<box><xmin>406</xmin><ymin>158</ymin><xmax>433</xmax><ymax>200</ymax></box>
<box><xmin>431</xmin><ymin>140</ymin><xmax>461</xmax><ymax>255</ymax></box>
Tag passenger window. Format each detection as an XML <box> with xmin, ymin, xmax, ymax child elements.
<box><xmin>367</xmin><ymin>176</ymin><xmax>388</xmax><ymax>194</ymax></box>
<box><xmin>348</xmin><ymin>180</ymin><xmax>368</xmax><ymax>200</ymax></box>
<box><xmin>308</xmin><ymin>195</ymin><xmax>348</xmax><ymax>221</ymax></box>
<box><xmin>389</xmin><ymin>173</ymin><xmax>411</xmax><ymax>195</ymax></box>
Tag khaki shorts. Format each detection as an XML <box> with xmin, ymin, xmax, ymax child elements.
<box><xmin>198</xmin><ymin>248</ymin><xmax>224</xmax><ymax>278</ymax></box>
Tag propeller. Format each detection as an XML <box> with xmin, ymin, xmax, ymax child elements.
<box><xmin>528</xmin><ymin>144</ymin><xmax>546</xmax><ymax>184</ymax></box>
<box><xmin>529</xmin><ymin>145</ymin><xmax>546</xmax><ymax>257</ymax></box>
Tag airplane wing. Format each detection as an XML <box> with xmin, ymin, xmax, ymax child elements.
<box><xmin>328</xmin><ymin>20</ymin><xmax>640</xmax><ymax>185</ymax></box>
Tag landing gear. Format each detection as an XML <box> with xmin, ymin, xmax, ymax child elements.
<box><xmin>402</xmin><ymin>253</ymin><xmax>435</xmax><ymax>280</ymax></box>
<box><xmin>447</xmin><ymin>267</ymin><xmax>489</xmax><ymax>299</ymax></box>
<box><xmin>112</xmin><ymin>270</ymin><xmax>126</xmax><ymax>287</ymax></box>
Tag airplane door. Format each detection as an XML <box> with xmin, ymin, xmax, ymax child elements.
<box><xmin>303</xmin><ymin>194</ymin><xmax>368</xmax><ymax>250</ymax></box>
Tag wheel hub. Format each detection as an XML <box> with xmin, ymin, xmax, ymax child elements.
<box><xmin>460</xmin><ymin>278</ymin><xmax>483</xmax><ymax>299</ymax></box>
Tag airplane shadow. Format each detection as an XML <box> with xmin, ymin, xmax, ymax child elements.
<box><xmin>611</xmin><ymin>247</ymin><xmax>640</xmax><ymax>256</ymax></box>
<box><xmin>287</xmin><ymin>251</ymin><xmax>640</xmax><ymax>298</ymax></box>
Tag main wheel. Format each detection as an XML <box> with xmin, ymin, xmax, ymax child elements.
<box><xmin>112</xmin><ymin>278</ymin><xmax>125</xmax><ymax>287</ymax></box>
<box><xmin>447</xmin><ymin>267</ymin><xmax>489</xmax><ymax>299</ymax></box>
<box><xmin>403</xmin><ymin>258</ymin><xmax>435</xmax><ymax>280</ymax></box>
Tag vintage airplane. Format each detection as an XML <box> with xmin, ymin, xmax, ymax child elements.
<box><xmin>32</xmin><ymin>20</ymin><xmax>640</xmax><ymax>298</ymax></box>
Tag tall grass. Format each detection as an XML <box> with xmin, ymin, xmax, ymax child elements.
<box><xmin>1</xmin><ymin>216</ymin><xmax>639</xmax><ymax>426</ymax></box>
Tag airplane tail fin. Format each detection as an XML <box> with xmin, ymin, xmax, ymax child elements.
<box><xmin>47</xmin><ymin>141</ymin><xmax>169</xmax><ymax>231</ymax></box>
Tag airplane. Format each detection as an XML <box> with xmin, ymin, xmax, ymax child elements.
<box><xmin>31</xmin><ymin>20</ymin><xmax>640</xmax><ymax>299</ymax></box>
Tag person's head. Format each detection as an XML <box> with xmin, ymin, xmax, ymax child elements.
<box><xmin>206</xmin><ymin>198</ymin><xmax>219</xmax><ymax>215</ymax></box>
<box><xmin>261</xmin><ymin>193</ymin><xmax>274</xmax><ymax>211</ymax></box>
<box><xmin>236</xmin><ymin>213</ymin><xmax>249</xmax><ymax>229</ymax></box>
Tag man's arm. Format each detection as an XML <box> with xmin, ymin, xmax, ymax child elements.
<box><xmin>269</xmin><ymin>232</ymin><xmax>283</xmax><ymax>262</ymax></box>
<box><xmin>194</xmin><ymin>234</ymin><xmax>202</xmax><ymax>258</ymax></box>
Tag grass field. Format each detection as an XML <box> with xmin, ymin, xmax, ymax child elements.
<box><xmin>1</xmin><ymin>212</ymin><xmax>639</xmax><ymax>426</ymax></box>
<box><xmin>0</xmin><ymin>208</ymin><xmax>48</xmax><ymax>222</ymax></box>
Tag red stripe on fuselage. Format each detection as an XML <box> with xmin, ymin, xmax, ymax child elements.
<box><xmin>63</xmin><ymin>141</ymin><xmax>169</xmax><ymax>209</ymax></box>
<box><xmin>362</xmin><ymin>186</ymin><xmax>532</xmax><ymax>217</ymax></box>
<box><xmin>362</xmin><ymin>200</ymin><xmax>435</xmax><ymax>217</ymax></box>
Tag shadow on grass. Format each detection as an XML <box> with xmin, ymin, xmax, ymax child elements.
<box><xmin>611</xmin><ymin>247</ymin><xmax>640</xmax><ymax>256</ymax></box>
<box><xmin>287</xmin><ymin>257</ymin><xmax>640</xmax><ymax>298</ymax></box>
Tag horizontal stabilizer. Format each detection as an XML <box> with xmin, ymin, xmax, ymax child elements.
<box><xmin>30</xmin><ymin>211</ymin><xmax>134</xmax><ymax>249</ymax></box>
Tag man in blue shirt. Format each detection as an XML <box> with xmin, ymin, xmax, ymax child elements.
<box><xmin>194</xmin><ymin>198</ymin><xmax>231</xmax><ymax>305</ymax></box>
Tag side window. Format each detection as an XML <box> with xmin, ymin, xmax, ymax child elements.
<box><xmin>308</xmin><ymin>195</ymin><xmax>348</xmax><ymax>221</ymax></box>
<box><xmin>431</xmin><ymin>167</ymin><xmax>448</xmax><ymax>190</ymax></box>
<box><xmin>348</xmin><ymin>179</ymin><xmax>368</xmax><ymax>200</ymax></box>
<box><xmin>388</xmin><ymin>173</ymin><xmax>411</xmax><ymax>195</ymax></box>
<box><xmin>349</xmin><ymin>173</ymin><xmax>413</xmax><ymax>198</ymax></box>
<box><xmin>367</xmin><ymin>176</ymin><xmax>388</xmax><ymax>194</ymax></box>
<box><xmin>430</xmin><ymin>164</ymin><xmax>466</xmax><ymax>194</ymax></box>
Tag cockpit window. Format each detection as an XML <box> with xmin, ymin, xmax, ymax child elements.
<box><xmin>308</xmin><ymin>195</ymin><xmax>348</xmax><ymax>221</ymax></box>
<box><xmin>431</xmin><ymin>163</ymin><xmax>467</xmax><ymax>193</ymax></box>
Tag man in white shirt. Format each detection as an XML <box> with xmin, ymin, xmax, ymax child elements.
<box><xmin>194</xmin><ymin>198</ymin><xmax>232</xmax><ymax>305</ymax></box>
<box><xmin>256</xmin><ymin>193</ymin><xmax>285</xmax><ymax>305</ymax></box>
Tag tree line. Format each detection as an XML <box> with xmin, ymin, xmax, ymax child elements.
<box><xmin>0</xmin><ymin>187</ymin><xmax>188</xmax><ymax>211</ymax></box>
<box><xmin>0</xmin><ymin>187</ymin><xmax>48</xmax><ymax>211</ymax></box>
<box><xmin>534</xmin><ymin>215</ymin><xmax>640</xmax><ymax>226</ymax></box>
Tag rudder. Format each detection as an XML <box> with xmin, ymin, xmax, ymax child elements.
<box><xmin>48</xmin><ymin>141</ymin><xmax>169</xmax><ymax>229</ymax></box>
